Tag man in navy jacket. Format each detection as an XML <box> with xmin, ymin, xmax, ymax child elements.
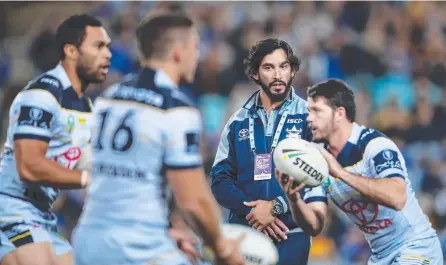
<box><xmin>210</xmin><ymin>39</ymin><xmax>328</xmax><ymax>265</ymax></box>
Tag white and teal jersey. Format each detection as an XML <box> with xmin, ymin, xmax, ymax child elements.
<box><xmin>0</xmin><ymin>64</ymin><xmax>93</xmax><ymax>225</ymax></box>
<box><xmin>323</xmin><ymin>123</ymin><xmax>437</xmax><ymax>256</ymax></box>
<box><xmin>78</xmin><ymin>67</ymin><xmax>202</xmax><ymax>230</ymax></box>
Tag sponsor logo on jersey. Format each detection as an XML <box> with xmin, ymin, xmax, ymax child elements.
<box><xmin>40</xmin><ymin>77</ymin><xmax>59</xmax><ymax>87</ymax></box>
<box><xmin>52</xmin><ymin>147</ymin><xmax>82</xmax><ymax>169</ymax></box>
<box><xmin>17</xmin><ymin>106</ymin><xmax>52</xmax><ymax>129</ymax></box>
<box><xmin>373</xmin><ymin>149</ymin><xmax>402</xmax><ymax>174</ymax></box>
<box><xmin>340</xmin><ymin>199</ymin><xmax>393</xmax><ymax>234</ymax></box>
<box><xmin>66</xmin><ymin>114</ymin><xmax>75</xmax><ymax>133</ymax></box>
<box><xmin>360</xmin><ymin>128</ymin><xmax>375</xmax><ymax>140</ymax></box>
<box><xmin>185</xmin><ymin>132</ymin><xmax>200</xmax><ymax>153</ymax></box>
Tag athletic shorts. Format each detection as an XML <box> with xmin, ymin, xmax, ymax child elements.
<box><xmin>0</xmin><ymin>218</ymin><xmax>71</xmax><ymax>261</ymax></box>
<box><xmin>73</xmin><ymin>224</ymin><xmax>190</xmax><ymax>265</ymax></box>
<box><xmin>368</xmin><ymin>236</ymin><xmax>443</xmax><ymax>265</ymax></box>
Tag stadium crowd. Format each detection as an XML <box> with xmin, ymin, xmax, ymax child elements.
<box><xmin>0</xmin><ymin>1</ymin><xmax>445</xmax><ymax>264</ymax></box>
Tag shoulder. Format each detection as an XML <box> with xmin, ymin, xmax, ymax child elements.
<box><xmin>289</xmin><ymin>94</ymin><xmax>308</xmax><ymax>115</ymax></box>
<box><xmin>357</xmin><ymin>127</ymin><xmax>388</xmax><ymax>153</ymax></box>
<box><xmin>22</xmin><ymin>73</ymin><xmax>63</xmax><ymax>103</ymax></box>
<box><xmin>223</xmin><ymin>108</ymin><xmax>249</xmax><ymax>136</ymax></box>
<box><xmin>100</xmin><ymin>73</ymin><xmax>169</xmax><ymax>110</ymax></box>
<box><xmin>357</xmin><ymin>127</ymin><xmax>400</xmax><ymax>163</ymax></box>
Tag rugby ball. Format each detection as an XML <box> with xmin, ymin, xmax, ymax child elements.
<box><xmin>74</xmin><ymin>144</ymin><xmax>92</xmax><ymax>171</ymax></box>
<box><xmin>273</xmin><ymin>138</ymin><xmax>328</xmax><ymax>187</ymax></box>
<box><xmin>204</xmin><ymin>224</ymin><xmax>278</xmax><ymax>265</ymax></box>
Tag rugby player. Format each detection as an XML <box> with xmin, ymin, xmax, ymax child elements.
<box><xmin>72</xmin><ymin>11</ymin><xmax>245</xmax><ymax>265</ymax></box>
<box><xmin>278</xmin><ymin>79</ymin><xmax>443</xmax><ymax>265</ymax></box>
<box><xmin>0</xmin><ymin>14</ymin><xmax>111</xmax><ymax>265</ymax></box>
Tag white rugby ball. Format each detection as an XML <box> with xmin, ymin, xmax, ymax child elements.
<box><xmin>273</xmin><ymin>138</ymin><xmax>328</xmax><ymax>187</ymax></box>
<box><xmin>221</xmin><ymin>224</ymin><xmax>278</xmax><ymax>265</ymax></box>
<box><xmin>74</xmin><ymin>144</ymin><xmax>92</xmax><ymax>171</ymax></box>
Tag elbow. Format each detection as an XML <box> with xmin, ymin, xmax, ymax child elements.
<box><xmin>295</xmin><ymin>219</ymin><xmax>324</xmax><ymax>237</ymax></box>
<box><xmin>16</xmin><ymin>159</ymin><xmax>40</xmax><ymax>183</ymax></box>
<box><xmin>392</xmin><ymin>194</ymin><xmax>407</xmax><ymax>211</ymax></box>
<box><xmin>177</xmin><ymin>196</ymin><xmax>204</xmax><ymax>216</ymax></box>
<box><xmin>306</xmin><ymin>224</ymin><xmax>324</xmax><ymax>237</ymax></box>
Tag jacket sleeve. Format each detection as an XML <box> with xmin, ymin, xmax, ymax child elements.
<box><xmin>210</xmin><ymin>118</ymin><xmax>254</xmax><ymax>216</ymax></box>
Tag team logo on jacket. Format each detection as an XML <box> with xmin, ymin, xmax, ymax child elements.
<box><xmin>286</xmin><ymin>125</ymin><xmax>302</xmax><ymax>139</ymax></box>
<box><xmin>238</xmin><ymin>128</ymin><xmax>249</xmax><ymax>141</ymax></box>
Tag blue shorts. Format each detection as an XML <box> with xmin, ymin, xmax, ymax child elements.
<box><xmin>73</xmin><ymin>224</ymin><xmax>190</xmax><ymax>265</ymax></box>
<box><xmin>0</xmin><ymin>218</ymin><xmax>71</xmax><ymax>261</ymax></box>
<box><xmin>368</xmin><ymin>236</ymin><xmax>443</xmax><ymax>265</ymax></box>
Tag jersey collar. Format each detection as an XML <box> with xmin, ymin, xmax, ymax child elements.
<box><xmin>49</xmin><ymin>63</ymin><xmax>72</xmax><ymax>89</ymax></box>
<box><xmin>348</xmin><ymin>122</ymin><xmax>363</xmax><ymax>144</ymax></box>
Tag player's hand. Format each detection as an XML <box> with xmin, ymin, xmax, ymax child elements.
<box><xmin>244</xmin><ymin>200</ymin><xmax>275</xmax><ymax>230</ymax></box>
<box><xmin>168</xmin><ymin>228</ymin><xmax>203</xmax><ymax>265</ymax></box>
<box><xmin>214</xmin><ymin>236</ymin><xmax>246</xmax><ymax>265</ymax></box>
<box><xmin>263</xmin><ymin>218</ymin><xmax>289</xmax><ymax>242</ymax></box>
<box><xmin>312</xmin><ymin>144</ymin><xmax>345</xmax><ymax>177</ymax></box>
<box><xmin>275</xmin><ymin>168</ymin><xmax>305</xmax><ymax>204</ymax></box>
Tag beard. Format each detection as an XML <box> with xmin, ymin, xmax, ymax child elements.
<box><xmin>311</xmin><ymin>115</ymin><xmax>336</xmax><ymax>143</ymax></box>
<box><xmin>259</xmin><ymin>77</ymin><xmax>293</xmax><ymax>103</ymax></box>
<box><xmin>76</xmin><ymin>51</ymin><xmax>104</xmax><ymax>91</ymax></box>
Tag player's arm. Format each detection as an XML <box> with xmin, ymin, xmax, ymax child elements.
<box><xmin>164</xmin><ymin>107</ymin><xmax>235</xmax><ymax>259</ymax></box>
<box><xmin>13</xmin><ymin>90</ymin><xmax>88</xmax><ymax>189</ymax></box>
<box><xmin>315</xmin><ymin>139</ymin><xmax>407</xmax><ymax>211</ymax></box>
<box><xmin>275</xmin><ymin>169</ymin><xmax>327</xmax><ymax>236</ymax></box>
<box><xmin>210</xmin><ymin>115</ymin><xmax>255</xmax><ymax>216</ymax></box>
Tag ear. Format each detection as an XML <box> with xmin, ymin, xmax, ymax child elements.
<box><xmin>252</xmin><ymin>72</ymin><xmax>259</xmax><ymax>81</ymax></box>
<box><xmin>291</xmin><ymin>69</ymin><xmax>297</xmax><ymax>79</ymax></box>
<box><xmin>171</xmin><ymin>44</ymin><xmax>182</xmax><ymax>63</ymax></box>
<box><xmin>64</xmin><ymin>44</ymin><xmax>79</xmax><ymax>60</ymax></box>
<box><xmin>336</xmin><ymin>107</ymin><xmax>346</xmax><ymax>122</ymax></box>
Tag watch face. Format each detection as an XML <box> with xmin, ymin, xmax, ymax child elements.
<box><xmin>273</xmin><ymin>203</ymin><xmax>283</xmax><ymax>214</ymax></box>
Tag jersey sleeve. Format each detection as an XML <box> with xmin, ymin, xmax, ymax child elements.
<box><xmin>11</xmin><ymin>89</ymin><xmax>59</xmax><ymax>142</ymax></box>
<box><xmin>164</xmin><ymin>107</ymin><xmax>203</xmax><ymax>169</ymax></box>
<box><xmin>364</xmin><ymin>137</ymin><xmax>407</xmax><ymax>179</ymax></box>
<box><xmin>302</xmin><ymin>185</ymin><xmax>328</xmax><ymax>204</ymax></box>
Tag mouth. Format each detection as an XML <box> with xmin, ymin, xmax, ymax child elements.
<box><xmin>99</xmin><ymin>64</ymin><xmax>110</xmax><ymax>75</ymax></box>
<box><xmin>271</xmin><ymin>82</ymin><xmax>285</xmax><ymax>87</ymax></box>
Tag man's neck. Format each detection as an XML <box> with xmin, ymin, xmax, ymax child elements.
<box><xmin>140</xmin><ymin>59</ymin><xmax>180</xmax><ymax>86</ymax></box>
<box><xmin>259</xmin><ymin>89</ymin><xmax>288</xmax><ymax>113</ymax></box>
<box><xmin>327</xmin><ymin>121</ymin><xmax>354</xmax><ymax>158</ymax></box>
<box><xmin>61</xmin><ymin>61</ymin><xmax>86</xmax><ymax>97</ymax></box>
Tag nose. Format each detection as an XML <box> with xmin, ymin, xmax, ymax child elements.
<box><xmin>307</xmin><ymin>112</ymin><xmax>314</xmax><ymax>123</ymax></box>
<box><xmin>274</xmin><ymin>68</ymin><xmax>282</xmax><ymax>80</ymax></box>
<box><xmin>105</xmin><ymin>47</ymin><xmax>112</xmax><ymax>60</ymax></box>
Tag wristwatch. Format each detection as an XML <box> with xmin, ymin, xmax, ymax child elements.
<box><xmin>271</xmin><ymin>198</ymin><xmax>284</xmax><ymax>217</ymax></box>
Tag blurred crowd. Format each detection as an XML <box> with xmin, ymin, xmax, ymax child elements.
<box><xmin>0</xmin><ymin>2</ymin><xmax>446</xmax><ymax>265</ymax></box>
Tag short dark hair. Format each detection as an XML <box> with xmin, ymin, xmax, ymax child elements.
<box><xmin>243</xmin><ymin>38</ymin><xmax>301</xmax><ymax>81</ymax></box>
<box><xmin>136</xmin><ymin>11</ymin><xmax>194</xmax><ymax>60</ymax></box>
<box><xmin>56</xmin><ymin>14</ymin><xmax>102</xmax><ymax>60</ymax></box>
<box><xmin>308</xmin><ymin>79</ymin><xmax>356</xmax><ymax>122</ymax></box>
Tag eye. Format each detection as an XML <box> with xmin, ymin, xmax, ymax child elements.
<box><xmin>281</xmin><ymin>62</ymin><xmax>290</xmax><ymax>69</ymax></box>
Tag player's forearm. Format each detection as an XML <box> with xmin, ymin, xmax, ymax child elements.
<box><xmin>18</xmin><ymin>156</ymin><xmax>86</xmax><ymax>189</ymax></box>
<box><xmin>337</xmin><ymin>170</ymin><xmax>406</xmax><ymax>210</ymax></box>
<box><xmin>289</xmin><ymin>200</ymin><xmax>324</xmax><ymax>236</ymax></box>
<box><xmin>178</xmin><ymin>186</ymin><xmax>224</xmax><ymax>251</ymax></box>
